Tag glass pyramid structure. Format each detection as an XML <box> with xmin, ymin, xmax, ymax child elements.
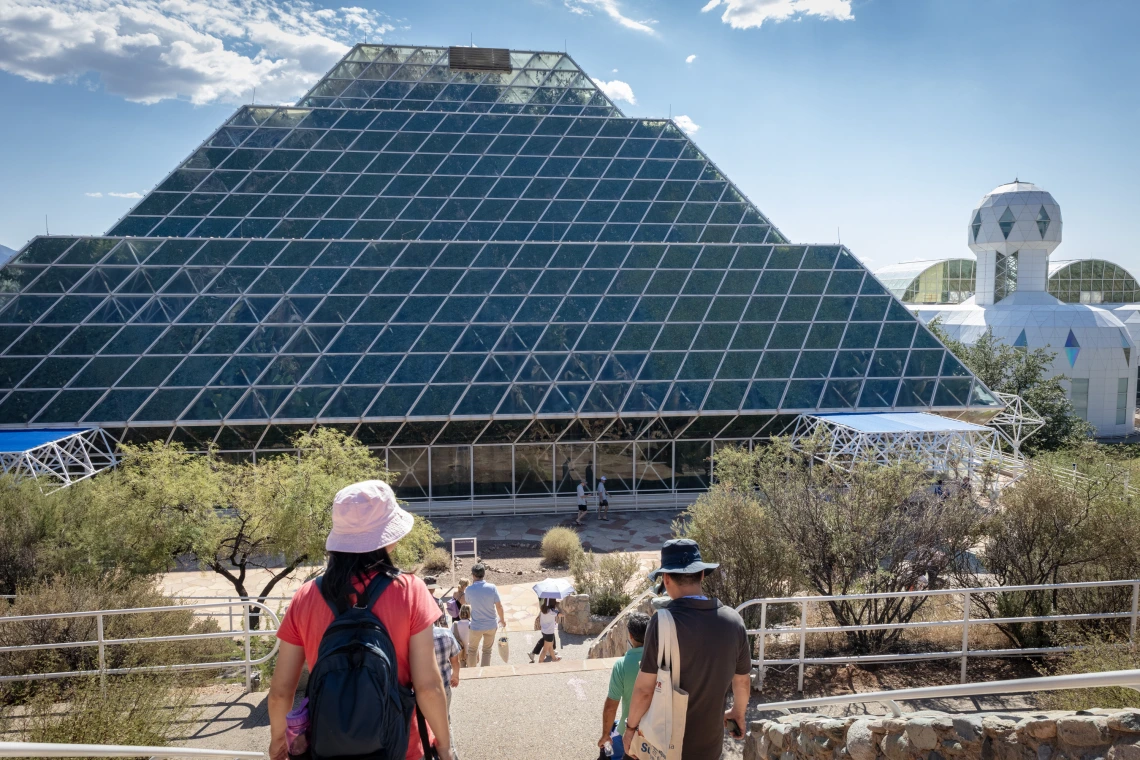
<box><xmin>0</xmin><ymin>45</ymin><xmax>1000</xmax><ymax>505</ymax></box>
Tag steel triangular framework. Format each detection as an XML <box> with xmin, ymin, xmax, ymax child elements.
<box><xmin>0</xmin><ymin>45</ymin><xmax>1000</xmax><ymax>504</ymax></box>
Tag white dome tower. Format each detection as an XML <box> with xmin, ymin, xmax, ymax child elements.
<box><xmin>968</xmin><ymin>181</ymin><xmax>1062</xmax><ymax>305</ymax></box>
<box><xmin>909</xmin><ymin>181</ymin><xmax>1135</xmax><ymax>436</ymax></box>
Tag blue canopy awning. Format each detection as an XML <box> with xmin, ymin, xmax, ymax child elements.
<box><xmin>0</xmin><ymin>428</ymin><xmax>92</xmax><ymax>454</ymax></box>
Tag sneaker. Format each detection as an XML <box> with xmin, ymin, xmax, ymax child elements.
<box><xmin>528</xmin><ymin>653</ymin><xmax>535</xmax><ymax>663</ymax></box>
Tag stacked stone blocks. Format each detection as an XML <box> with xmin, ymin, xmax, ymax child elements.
<box><xmin>745</xmin><ymin>709</ymin><xmax>1140</xmax><ymax>760</ymax></box>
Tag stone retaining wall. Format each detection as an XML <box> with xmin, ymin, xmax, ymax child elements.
<box><xmin>560</xmin><ymin>593</ymin><xmax>612</xmax><ymax>635</ymax></box>
<box><xmin>745</xmin><ymin>709</ymin><xmax>1140</xmax><ymax>760</ymax></box>
<box><xmin>587</xmin><ymin>590</ymin><xmax>656</xmax><ymax>659</ymax></box>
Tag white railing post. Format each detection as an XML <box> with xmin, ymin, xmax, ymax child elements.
<box><xmin>1131</xmin><ymin>582</ymin><xmax>1139</xmax><ymax>650</ymax></box>
<box><xmin>96</xmin><ymin>613</ymin><xmax>106</xmax><ymax>693</ymax></box>
<box><xmin>243</xmin><ymin>603</ymin><xmax>253</xmax><ymax>693</ymax></box>
<box><xmin>797</xmin><ymin>600</ymin><xmax>807</xmax><ymax>692</ymax></box>
<box><xmin>757</xmin><ymin>603</ymin><xmax>768</xmax><ymax>689</ymax></box>
<box><xmin>960</xmin><ymin>592</ymin><xmax>971</xmax><ymax>683</ymax></box>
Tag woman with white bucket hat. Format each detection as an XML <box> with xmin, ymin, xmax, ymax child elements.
<box><xmin>268</xmin><ymin>480</ymin><xmax>453</xmax><ymax>760</ymax></box>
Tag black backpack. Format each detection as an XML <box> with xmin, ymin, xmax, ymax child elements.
<box><xmin>306</xmin><ymin>571</ymin><xmax>436</xmax><ymax>760</ymax></box>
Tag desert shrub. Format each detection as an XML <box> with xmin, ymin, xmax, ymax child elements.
<box><xmin>0</xmin><ymin>675</ymin><xmax>193</xmax><ymax>746</ymax></box>
<box><xmin>420</xmin><ymin>547</ymin><xmax>452</xmax><ymax>574</ymax></box>
<box><xmin>541</xmin><ymin>527</ymin><xmax>582</xmax><ymax>566</ymax></box>
<box><xmin>389</xmin><ymin>515</ymin><xmax>442</xmax><ymax>570</ymax></box>
<box><xmin>719</xmin><ymin>438</ymin><xmax>986</xmax><ymax>654</ymax></box>
<box><xmin>1036</xmin><ymin>633</ymin><xmax>1140</xmax><ymax>710</ymax></box>
<box><xmin>674</xmin><ymin>477</ymin><xmax>799</xmax><ymax>615</ymax></box>
<box><xmin>957</xmin><ymin>444</ymin><xmax>1131</xmax><ymax>648</ymax></box>
<box><xmin>0</xmin><ymin>576</ymin><xmax>228</xmax><ymax>702</ymax></box>
<box><xmin>572</xmin><ymin>551</ymin><xmax>644</xmax><ymax>616</ymax></box>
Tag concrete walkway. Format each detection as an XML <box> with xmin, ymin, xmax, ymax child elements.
<box><xmin>431</xmin><ymin>509</ymin><xmax>681</xmax><ymax>551</ymax></box>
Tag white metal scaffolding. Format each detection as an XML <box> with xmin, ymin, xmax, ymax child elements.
<box><xmin>788</xmin><ymin>412</ymin><xmax>1001</xmax><ymax>479</ymax></box>
<box><xmin>0</xmin><ymin>428</ymin><xmax>118</xmax><ymax>491</ymax></box>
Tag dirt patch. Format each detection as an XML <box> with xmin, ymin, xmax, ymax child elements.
<box><xmin>415</xmin><ymin>540</ymin><xmax>572</xmax><ymax>588</ymax></box>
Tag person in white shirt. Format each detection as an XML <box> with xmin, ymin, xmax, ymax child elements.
<box><xmin>528</xmin><ymin>599</ymin><xmax>563</xmax><ymax>663</ymax></box>
<box><xmin>575</xmin><ymin>478</ymin><xmax>589</xmax><ymax>525</ymax></box>
<box><xmin>597</xmin><ymin>475</ymin><xmax>610</xmax><ymax>521</ymax></box>
<box><xmin>451</xmin><ymin>604</ymin><xmax>472</xmax><ymax>667</ymax></box>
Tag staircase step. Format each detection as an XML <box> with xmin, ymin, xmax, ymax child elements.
<box><xmin>460</xmin><ymin>656</ymin><xmax>620</xmax><ymax>681</ymax></box>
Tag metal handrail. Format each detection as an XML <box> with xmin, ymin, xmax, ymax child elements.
<box><xmin>0</xmin><ymin>742</ymin><xmax>265</xmax><ymax>758</ymax></box>
<box><xmin>758</xmin><ymin>668</ymin><xmax>1140</xmax><ymax>717</ymax></box>
<box><xmin>0</xmin><ymin>600</ymin><xmax>281</xmax><ymax>691</ymax></box>
<box><xmin>736</xmin><ymin>578</ymin><xmax>1140</xmax><ymax>692</ymax></box>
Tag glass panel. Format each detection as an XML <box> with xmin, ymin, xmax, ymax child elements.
<box><xmin>473</xmin><ymin>445</ymin><xmax>514</xmax><ymax>496</ymax></box>
<box><xmin>431</xmin><ymin>446</ymin><xmax>472</xmax><ymax>498</ymax></box>
<box><xmin>389</xmin><ymin>447</ymin><xmax>430</xmax><ymax>499</ymax></box>
<box><xmin>556</xmin><ymin>443</ymin><xmax>593</xmax><ymax>493</ymax></box>
<box><xmin>674</xmin><ymin>440</ymin><xmax>711</xmax><ymax>490</ymax></box>
<box><xmin>514</xmin><ymin>444</ymin><xmax>553</xmax><ymax>495</ymax></box>
<box><xmin>636</xmin><ymin>441</ymin><xmax>672</xmax><ymax>492</ymax></box>
<box><xmin>595</xmin><ymin>441</ymin><xmax>634</xmax><ymax>493</ymax></box>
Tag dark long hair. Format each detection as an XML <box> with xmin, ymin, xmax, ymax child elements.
<box><xmin>540</xmin><ymin>599</ymin><xmax>559</xmax><ymax>614</ymax></box>
<box><xmin>323</xmin><ymin>548</ymin><xmax>397</xmax><ymax>613</ymax></box>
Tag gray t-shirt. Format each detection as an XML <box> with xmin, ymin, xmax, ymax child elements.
<box><xmin>464</xmin><ymin>580</ymin><xmax>501</xmax><ymax>631</ymax></box>
<box><xmin>640</xmin><ymin>597</ymin><xmax>750</xmax><ymax>760</ymax></box>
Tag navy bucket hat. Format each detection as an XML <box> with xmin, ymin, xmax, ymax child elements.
<box><xmin>648</xmin><ymin>539</ymin><xmax>720</xmax><ymax>580</ymax></box>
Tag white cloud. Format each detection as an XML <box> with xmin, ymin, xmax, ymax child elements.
<box><xmin>0</xmin><ymin>0</ymin><xmax>393</xmax><ymax>106</ymax></box>
<box><xmin>700</xmin><ymin>0</ymin><xmax>852</xmax><ymax>29</ymax></box>
<box><xmin>686</xmin><ymin>54</ymin><xmax>697</xmax><ymax>63</ymax></box>
<box><xmin>109</xmin><ymin>191</ymin><xmax>143</xmax><ymax>199</ymax></box>
<box><xmin>591</xmin><ymin>78</ymin><xmax>636</xmax><ymax>105</ymax></box>
<box><xmin>674</xmin><ymin>115</ymin><xmax>700</xmax><ymax>135</ymax></box>
<box><xmin>565</xmin><ymin>0</ymin><xmax>657</xmax><ymax>35</ymax></box>
<box><xmin>85</xmin><ymin>192</ymin><xmax>103</xmax><ymax>198</ymax></box>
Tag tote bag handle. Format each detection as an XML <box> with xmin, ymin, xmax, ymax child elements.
<box><xmin>656</xmin><ymin>608</ymin><xmax>680</xmax><ymax>684</ymax></box>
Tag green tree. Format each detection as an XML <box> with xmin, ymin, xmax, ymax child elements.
<box><xmin>928</xmin><ymin>320</ymin><xmax>1092</xmax><ymax>452</ymax></box>
<box><xmin>102</xmin><ymin>428</ymin><xmax>439</xmax><ymax>614</ymax></box>
<box><xmin>720</xmin><ymin>438</ymin><xmax>986</xmax><ymax>653</ymax></box>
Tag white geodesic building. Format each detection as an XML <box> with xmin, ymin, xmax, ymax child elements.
<box><xmin>907</xmin><ymin>182</ymin><xmax>1136</xmax><ymax>437</ymax></box>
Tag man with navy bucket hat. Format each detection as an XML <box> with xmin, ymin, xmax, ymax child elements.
<box><xmin>622</xmin><ymin>539</ymin><xmax>751</xmax><ymax>759</ymax></box>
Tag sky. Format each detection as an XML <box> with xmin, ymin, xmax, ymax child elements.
<box><xmin>1</xmin><ymin>0</ymin><xmax>1138</xmax><ymax>276</ymax></box>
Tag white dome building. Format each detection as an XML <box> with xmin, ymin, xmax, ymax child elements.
<box><xmin>908</xmin><ymin>182</ymin><xmax>1135</xmax><ymax>436</ymax></box>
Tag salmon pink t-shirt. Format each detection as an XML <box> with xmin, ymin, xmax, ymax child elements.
<box><xmin>277</xmin><ymin>572</ymin><xmax>440</xmax><ymax>760</ymax></box>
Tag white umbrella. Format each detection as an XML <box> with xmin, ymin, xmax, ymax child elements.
<box><xmin>532</xmin><ymin>577</ymin><xmax>575</xmax><ymax>599</ymax></box>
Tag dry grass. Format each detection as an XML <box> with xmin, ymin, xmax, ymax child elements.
<box><xmin>420</xmin><ymin>547</ymin><xmax>452</xmax><ymax>574</ymax></box>
<box><xmin>540</xmin><ymin>527</ymin><xmax>581</xmax><ymax>567</ymax></box>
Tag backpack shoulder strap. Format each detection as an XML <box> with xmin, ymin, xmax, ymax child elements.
<box><xmin>313</xmin><ymin>575</ymin><xmax>341</xmax><ymax>616</ymax></box>
<box><xmin>358</xmin><ymin>568</ymin><xmax>399</xmax><ymax>610</ymax></box>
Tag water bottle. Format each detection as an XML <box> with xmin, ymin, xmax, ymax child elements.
<box><xmin>603</xmin><ymin>741</ymin><xmax>614</xmax><ymax>757</ymax></box>
<box><xmin>285</xmin><ymin>697</ymin><xmax>310</xmax><ymax>757</ymax></box>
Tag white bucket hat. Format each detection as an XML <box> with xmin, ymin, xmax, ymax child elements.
<box><xmin>326</xmin><ymin>480</ymin><xmax>414</xmax><ymax>553</ymax></box>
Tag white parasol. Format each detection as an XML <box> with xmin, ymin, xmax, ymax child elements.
<box><xmin>532</xmin><ymin>577</ymin><xmax>576</xmax><ymax>599</ymax></box>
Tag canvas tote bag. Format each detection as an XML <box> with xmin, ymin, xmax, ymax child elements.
<box><xmin>632</xmin><ymin>609</ymin><xmax>688</xmax><ymax>760</ymax></box>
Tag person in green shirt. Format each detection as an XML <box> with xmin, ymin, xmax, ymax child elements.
<box><xmin>598</xmin><ymin>612</ymin><xmax>651</xmax><ymax>759</ymax></box>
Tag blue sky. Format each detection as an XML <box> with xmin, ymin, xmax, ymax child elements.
<box><xmin>1</xmin><ymin>0</ymin><xmax>1138</xmax><ymax>275</ymax></box>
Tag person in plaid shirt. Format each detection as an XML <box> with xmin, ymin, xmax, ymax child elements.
<box><xmin>432</xmin><ymin>613</ymin><xmax>462</xmax><ymax>712</ymax></box>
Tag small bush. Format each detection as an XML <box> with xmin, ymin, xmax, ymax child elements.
<box><xmin>541</xmin><ymin>527</ymin><xmax>582</xmax><ymax>566</ymax></box>
<box><xmin>571</xmin><ymin>551</ymin><xmax>644</xmax><ymax>616</ymax></box>
<box><xmin>0</xmin><ymin>675</ymin><xmax>193</xmax><ymax>746</ymax></box>
<box><xmin>390</xmin><ymin>515</ymin><xmax>442</xmax><ymax>570</ymax></box>
<box><xmin>1036</xmin><ymin>633</ymin><xmax>1140</xmax><ymax>710</ymax></box>
<box><xmin>421</xmin><ymin>547</ymin><xmax>452</xmax><ymax>574</ymax></box>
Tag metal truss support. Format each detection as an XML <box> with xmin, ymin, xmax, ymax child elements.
<box><xmin>789</xmin><ymin>414</ymin><xmax>1002</xmax><ymax>485</ymax></box>
<box><xmin>0</xmin><ymin>429</ymin><xmax>118</xmax><ymax>492</ymax></box>
<box><xmin>987</xmin><ymin>392</ymin><xmax>1046</xmax><ymax>457</ymax></box>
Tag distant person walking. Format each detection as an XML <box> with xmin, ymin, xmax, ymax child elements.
<box><xmin>464</xmin><ymin>563</ymin><xmax>506</xmax><ymax>667</ymax></box>
<box><xmin>576</xmin><ymin>477</ymin><xmax>589</xmax><ymax>525</ymax></box>
<box><xmin>623</xmin><ymin>539</ymin><xmax>750</xmax><ymax>760</ymax></box>
<box><xmin>598</xmin><ymin>612</ymin><xmax>649</xmax><ymax>759</ymax></box>
<box><xmin>528</xmin><ymin>599</ymin><xmax>563</xmax><ymax>663</ymax></box>
<box><xmin>597</xmin><ymin>476</ymin><xmax>610</xmax><ymax>521</ymax></box>
<box><xmin>451</xmin><ymin>605</ymin><xmax>471</xmax><ymax>667</ymax></box>
<box><xmin>432</xmin><ymin>614</ymin><xmax>462</xmax><ymax>711</ymax></box>
<box><xmin>268</xmin><ymin>480</ymin><xmax>452</xmax><ymax>760</ymax></box>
